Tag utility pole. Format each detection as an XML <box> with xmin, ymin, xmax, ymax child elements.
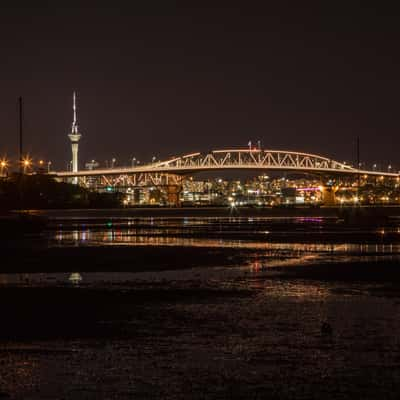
<box><xmin>357</xmin><ymin>136</ymin><xmax>360</xmax><ymax>204</ymax></box>
<box><xmin>19</xmin><ymin>97</ymin><xmax>23</xmax><ymax>174</ymax></box>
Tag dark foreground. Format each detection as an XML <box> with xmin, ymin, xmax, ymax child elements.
<box><xmin>1</xmin><ymin>272</ymin><xmax>400</xmax><ymax>400</ymax></box>
<box><xmin>1</xmin><ymin>215</ymin><xmax>400</xmax><ymax>399</ymax></box>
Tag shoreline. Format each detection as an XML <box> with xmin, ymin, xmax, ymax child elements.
<box><xmin>25</xmin><ymin>205</ymin><xmax>400</xmax><ymax>219</ymax></box>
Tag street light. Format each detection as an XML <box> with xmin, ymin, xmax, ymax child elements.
<box><xmin>0</xmin><ymin>158</ymin><xmax>8</xmax><ymax>176</ymax></box>
<box><xmin>131</xmin><ymin>157</ymin><xmax>136</xmax><ymax>167</ymax></box>
<box><xmin>47</xmin><ymin>161</ymin><xmax>52</xmax><ymax>173</ymax></box>
<box><xmin>22</xmin><ymin>157</ymin><xmax>32</xmax><ymax>173</ymax></box>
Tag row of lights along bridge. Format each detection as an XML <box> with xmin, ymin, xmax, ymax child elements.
<box><xmin>0</xmin><ymin>155</ymin><xmax>397</xmax><ymax>177</ymax></box>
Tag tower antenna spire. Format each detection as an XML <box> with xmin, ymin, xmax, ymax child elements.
<box><xmin>72</xmin><ymin>91</ymin><xmax>78</xmax><ymax>134</ymax></box>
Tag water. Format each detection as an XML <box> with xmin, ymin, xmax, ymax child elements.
<box><xmin>1</xmin><ymin>214</ymin><xmax>400</xmax><ymax>398</ymax></box>
<box><xmin>41</xmin><ymin>216</ymin><xmax>400</xmax><ymax>277</ymax></box>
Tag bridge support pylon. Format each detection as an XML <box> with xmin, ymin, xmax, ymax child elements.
<box><xmin>321</xmin><ymin>186</ymin><xmax>337</xmax><ymax>206</ymax></box>
<box><xmin>165</xmin><ymin>185</ymin><xmax>182</xmax><ymax>207</ymax></box>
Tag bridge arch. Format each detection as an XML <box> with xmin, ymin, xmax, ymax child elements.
<box><xmin>55</xmin><ymin>148</ymin><xmax>398</xmax><ymax>179</ymax></box>
<box><xmin>154</xmin><ymin>149</ymin><xmax>355</xmax><ymax>175</ymax></box>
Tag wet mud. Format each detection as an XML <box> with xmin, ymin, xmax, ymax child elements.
<box><xmin>1</xmin><ymin>215</ymin><xmax>400</xmax><ymax>399</ymax></box>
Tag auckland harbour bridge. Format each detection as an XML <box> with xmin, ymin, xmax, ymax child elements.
<box><xmin>54</xmin><ymin>93</ymin><xmax>399</xmax><ymax>205</ymax></box>
<box><xmin>54</xmin><ymin>148</ymin><xmax>400</xmax><ymax>205</ymax></box>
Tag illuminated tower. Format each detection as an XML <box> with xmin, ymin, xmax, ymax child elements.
<box><xmin>68</xmin><ymin>92</ymin><xmax>81</xmax><ymax>184</ymax></box>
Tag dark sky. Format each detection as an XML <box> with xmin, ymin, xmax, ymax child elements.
<box><xmin>1</xmin><ymin>1</ymin><xmax>400</xmax><ymax>170</ymax></box>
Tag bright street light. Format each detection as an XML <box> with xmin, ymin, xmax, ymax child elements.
<box><xmin>0</xmin><ymin>158</ymin><xmax>8</xmax><ymax>176</ymax></box>
<box><xmin>22</xmin><ymin>157</ymin><xmax>32</xmax><ymax>173</ymax></box>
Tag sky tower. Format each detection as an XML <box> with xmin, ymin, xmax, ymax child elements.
<box><xmin>68</xmin><ymin>92</ymin><xmax>81</xmax><ymax>183</ymax></box>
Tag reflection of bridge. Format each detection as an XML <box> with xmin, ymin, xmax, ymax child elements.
<box><xmin>56</xmin><ymin>148</ymin><xmax>398</xmax><ymax>182</ymax></box>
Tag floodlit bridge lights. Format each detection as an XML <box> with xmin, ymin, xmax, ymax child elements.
<box><xmin>54</xmin><ymin>149</ymin><xmax>399</xmax><ymax>180</ymax></box>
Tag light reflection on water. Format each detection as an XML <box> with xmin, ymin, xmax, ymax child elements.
<box><xmin>3</xmin><ymin>216</ymin><xmax>400</xmax><ymax>287</ymax></box>
<box><xmin>69</xmin><ymin>272</ymin><xmax>83</xmax><ymax>284</ymax></box>
<box><xmin>48</xmin><ymin>217</ymin><xmax>400</xmax><ymax>270</ymax></box>
<box><xmin>53</xmin><ymin>228</ymin><xmax>400</xmax><ymax>256</ymax></box>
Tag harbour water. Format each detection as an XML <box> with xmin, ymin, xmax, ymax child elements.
<box><xmin>1</xmin><ymin>212</ymin><xmax>400</xmax><ymax>399</ymax></box>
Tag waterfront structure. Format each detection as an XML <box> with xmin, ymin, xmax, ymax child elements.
<box><xmin>56</xmin><ymin>148</ymin><xmax>399</xmax><ymax>182</ymax></box>
<box><xmin>54</xmin><ymin>148</ymin><xmax>400</xmax><ymax>206</ymax></box>
<box><xmin>68</xmin><ymin>92</ymin><xmax>82</xmax><ymax>184</ymax></box>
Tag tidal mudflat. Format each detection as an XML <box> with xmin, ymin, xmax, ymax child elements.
<box><xmin>1</xmin><ymin>214</ymin><xmax>400</xmax><ymax>399</ymax></box>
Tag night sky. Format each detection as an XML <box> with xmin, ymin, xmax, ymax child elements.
<box><xmin>1</xmin><ymin>2</ymin><xmax>400</xmax><ymax>171</ymax></box>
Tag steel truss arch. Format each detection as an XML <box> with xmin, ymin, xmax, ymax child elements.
<box><xmin>55</xmin><ymin>148</ymin><xmax>399</xmax><ymax>181</ymax></box>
